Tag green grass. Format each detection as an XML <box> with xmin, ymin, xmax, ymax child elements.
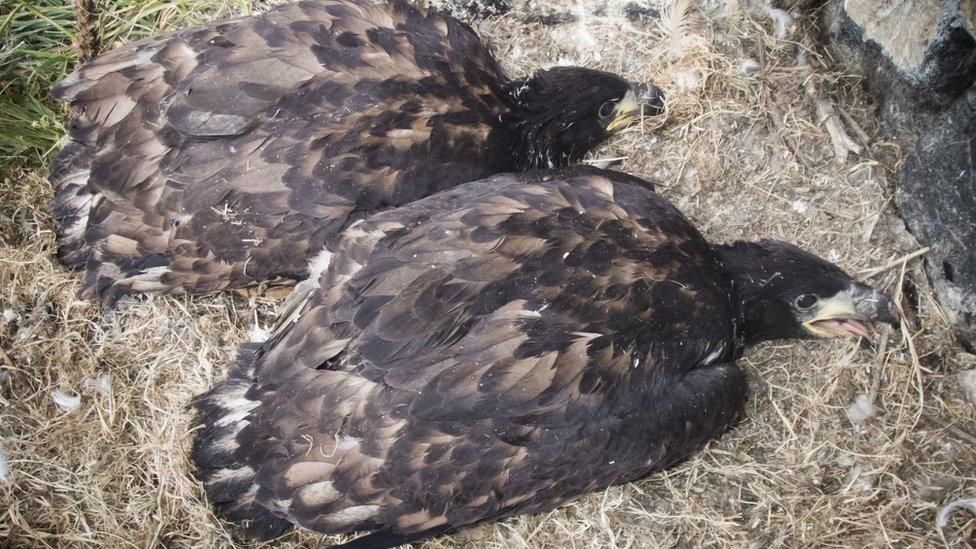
<box><xmin>0</xmin><ymin>2</ymin><xmax>75</xmax><ymax>170</ymax></box>
<box><xmin>0</xmin><ymin>0</ymin><xmax>254</xmax><ymax>173</ymax></box>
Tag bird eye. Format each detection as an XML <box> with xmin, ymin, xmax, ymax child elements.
<box><xmin>598</xmin><ymin>101</ymin><xmax>616</xmax><ymax>118</ymax></box>
<box><xmin>795</xmin><ymin>294</ymin><xmax>818</xmax><ymax>309</ymax></box>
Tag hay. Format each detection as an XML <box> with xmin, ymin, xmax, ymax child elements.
<box><xmin>1</xmin><ymin>0</ymin><xmax>974</xmax><ymax>546</ymax></box>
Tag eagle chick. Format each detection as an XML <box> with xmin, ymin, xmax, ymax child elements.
<box><xmin>50</xmin><ymin>0</ymin><xmax>663</xmax><ymax>307</ymax></box>
<box><xmin>191</xmin><ymin>167</ymin><xmax>896</xmax><ymax>547</ymax></box>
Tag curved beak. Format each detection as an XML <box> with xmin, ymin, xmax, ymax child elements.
<box><xmin>803</xmin><ymin>283</ymin><xmax>899</xmax><ymax>338</ymax></box>
<box><xmin>605</xmin><ymin>83</ymin><xmax>665</xmax><ymax>132</ymax></box>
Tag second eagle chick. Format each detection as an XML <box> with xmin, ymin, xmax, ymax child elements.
<box><xmin>191</xmin><ymin>166</ymin><xmax>896</xmax><ymax>547</ymax></box>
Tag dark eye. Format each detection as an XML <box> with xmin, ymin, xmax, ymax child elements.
<box><xmin>795</xmin><ymin>294</ymin><xmax>818</xmax><ymax>309</ymax></box>
<box><xmin>598</xmin><ymin>101</ymin><xmax>616</xmax><ymax>118</ymax></box>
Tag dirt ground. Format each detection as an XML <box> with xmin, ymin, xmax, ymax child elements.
<box><xmin>1</xmin><ymin>0</ymin><xmax>974</xmax><ymax>547</ymax></box>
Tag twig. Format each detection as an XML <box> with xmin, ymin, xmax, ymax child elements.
<box><xmin>868</xmin><ymin>325</ymin><xmax>889</xmax><ymax>403</ymax></box>
<box><xmin>858</xmin><ymin>247</ymin><xmax>930</xmax><ymax>278</ymax></box>
<box><xmin>0</xmin><ymin>346</ymin><xmax>15</xmax><ymax>371</ymax></box>
<box><xmin>947</xmin><ymin>424</ymin><xmax>976</xmax><ymax>447</ymax></box>
<box><xmin>766</xmin><ymin>97</ymin><xmax>812</xmax><ymax>170</ymax></box>
<box><xmin>838</xmin><ymin>107</ymin><xmax>871</xmax><ymax>146</ymax></box>
<box><xmin>796</xmin><ymin>52</ymin><xmax>862</xmax><ymax>164</ymax></box>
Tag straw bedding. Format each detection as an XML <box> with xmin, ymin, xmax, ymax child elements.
<box><xmin>0</xmin><ymin>0</ymin><xmax>973</xmax><ymax>546</ymax></box>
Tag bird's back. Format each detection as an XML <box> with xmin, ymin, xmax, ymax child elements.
<box><xmin>192</xmin><ymin>168</ymin><xmax>748</xmax><ymax>545</ymax></box>
<box><xmin>51</xmin><ymin>0</ymin><xmax>509</xmax><ymax>306</ymax></box>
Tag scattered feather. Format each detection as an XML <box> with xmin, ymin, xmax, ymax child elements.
<box><xmin>791</xmin><ymin>199</ymin><xmax>809</xmax><ymax>214</ymax></box>
<box><xmin>767</xmin><ymin>8</ymin><xmax>794</xmax><ymax>39</ymax></box>
<box><xmin>845</xmin><ymin>394</ymin><xmax>874</xmax><ymax>427</ymax></box>
<box><xmin>937</xmin><ymin>498</ymin><xmax>976</xmax><ymax>527</ymax></box>
<box><xmin>250</xmin><ymin>324</ymin><xmax>272</xmax><ymax>343</ymax></box>
<box><xmin>195</xmin><ymin>349</ymin><xmax>213</xmax><ymax>376</ymax></box>
<box><xmin>673</xmin><ymin>69</ymin><xmax>703</xmax><ymax>90</ymax></box>
<box><xmin>2</xmin><ymin>309</ymin><xmax>18</xmax><ymax>324</ymax></box>
<box><xmin>660</xmin><ymin>0</ymin><xmax>695</xmax><ymax>39</ymax></box>
<box><xmin>0</xmin><ymin>440</ymin><xmax>7</xmax><ymax>483</ymax></box>
<box><xmin>739</xmin><ymin>58</ymin><xmax>761</xmax><ymax>75</ymax></box>
<box><xmin>52</xmin><ymin>390</ymin><xmax>82</xmax><ymax>412</ymax></box>
<box><xmin>958</xmin><ymin>369</ymin><xmax>976</xmax><ymax>403</ymax></box>
<box><xmin>82</xmin><ymin>373</ymin><xmax>112</xmax><ymax>395</ymax></box>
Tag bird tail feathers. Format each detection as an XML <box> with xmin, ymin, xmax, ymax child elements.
<box><xmin>49</xmin><ymin>128</ymin><xmax>97</xmax><ymax>271</ymax></box>
<box><xmin>191</xmin><ymin>342</ymin><xmax>291</xmax><ymax>540</ymax></box>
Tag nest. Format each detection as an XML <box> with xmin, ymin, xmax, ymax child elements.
<box><xmin>1</xmin><ymin>0</ymin><xmax>973</xmax><ymax>546</ymax></box>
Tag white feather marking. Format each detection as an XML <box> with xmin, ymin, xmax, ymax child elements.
<box><xmin>569</xmin><ymin>331</ymin><xmax>602</xmax><ymax>340</ymax></box>
<box><xmin>209</xmin><ymin>466</ymin><xmax>254</xmax><ymax>485</ymax></box>
<box><xmin>127</xmin><ymin>266</ymin><xmax>173</xmax><ymax>291</ymax></box>
<box><xmin>212</xmin><ymin>425</ymin><xmax>247</xmax><ymax>454</ymax></box>
<box><xmin>297</xmin><ymin>480</ymin><xmax>341</xmax><ymax>506</ymax></box>
<box><xmin>327</xmin><ymin>505</ymin><xmax>381</xmax><ymax>526</ymax></box>
<box><xmin>307</xmin><ymin>247</ymin><xmax>334</xmax><ymax>280</ymax></box>
<box><xmin>589</xmin><ymin>177</ymin><xmax>615</xmax><ymax>200</ymax></box>
<box><xmin>230</xmin><ymin>484</ymin><xmax>260</xmax><ymax>510</ymax></box>
<box><xmin>213</xmin><ymin>397</ymin><xmax>260</xmax><ymax>427</ymax></box>
<box><xmin>702</xmin><ymin>342</ymin><xmax>725</xmax><ymax>366</ymax></box>
<box><xmin>58</xmin><ymin>186</ymin><xmax>97</xmax><ymax>238</ymax></box>
<box><xmin>336</xmin><ymin>435</ymin><xmax>360</xmax><ymax>452</ymax></box>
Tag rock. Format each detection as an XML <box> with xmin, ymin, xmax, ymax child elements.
<box><xmin>624</xmin><ymin>2</ymin><xmax>660</xmax><ymax>25</ymax></box>
<box><xmin>895</xmin><ymin>88</ymin><xmax>976</xmax><ymax>350</ymax></box>
<box><xmin>522</xmin><ymin>5</ymin><xmax>578</xmax><ymax>26</ymax></box>
<box><xmin>823</xmin><ymin>0</ymin><xmax>976</xmax><ymax>136</ymax></box>
<box><xmin>431</xmin><ymin>0</ymin><xmax>511</xmax><ymax>18</ymax></box>
<box><xmin>818</xmin><ymin>0</ymin><xmax>976</xmax><ymax>349</ymax></box>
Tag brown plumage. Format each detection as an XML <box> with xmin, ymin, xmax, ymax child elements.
<box><xmin>50</xmin><ymin>0</ymin><xmax>662</xmax><ymax>307</ymax></box>
<box><xmin>191</xmin><ymin>167</ymin><xmax>897</xmax><ymax>546</ymax></box>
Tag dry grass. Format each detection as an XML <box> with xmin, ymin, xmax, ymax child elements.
<box><xmin>2</xmin><ymin>0</ymin><xmax>975</xmax><ymax>547</ymax></box>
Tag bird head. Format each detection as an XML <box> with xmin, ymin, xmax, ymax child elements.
<box><xmin>716</xmin><ymin>240</ymin><xmax>899</xmax><ymax>344</ymax></box>
<box><xmin>505</xmin><ymin>67</ymin><xmax>664</xmax><ymax>169</ymax></box>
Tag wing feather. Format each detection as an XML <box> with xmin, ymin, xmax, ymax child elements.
<box><xmin>193</xmin><ymin>170</ymin><xmax>744</xmax><ymax>542</ymax></box>
<box><xmin>51</xmin><ymin>0</ymin><xmax>508</xmax><ymax>305</ymax></box>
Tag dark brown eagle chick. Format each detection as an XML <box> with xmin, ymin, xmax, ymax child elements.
<box><xmin>191</xmin><ymin>167</ymin><xmax>897</xmax><ymax>547</ymax></box>
<box><xmin>49</xmin><ymin>0</ymin><xmax>662</xmax><ymax>307</ymax></box>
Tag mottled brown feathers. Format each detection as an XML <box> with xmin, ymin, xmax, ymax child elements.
<box><xmin>192</xmin><ymin>168</ymin><xmax>748</xmax><ymax>546</ymax></box>
<box><xmin>50</xmin><ymin>0</ymin><xmax>649</xmax><ymax>307</ymax></box>
<box><xmin>52</xmin><ymin>0</ymin><xmax>507</xmax><ymax>306</ymax></box>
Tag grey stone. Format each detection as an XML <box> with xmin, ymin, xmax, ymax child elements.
<box><xmin>623</xmin><ymin>2</ymin><xmax>660</xmax><ymax>25</ymax></box>
<box><xmin>818</xmin><ymin>0</ymin><xmax>976</xmax><ymax>349</ymax></box>
<box><xmin>895</xmin><ymin>87</ymin><xmax>976</xmax><ymax>350</ymax></box>
<box><xmin>431</xmin><ymin>0</ymin><xmax>510</xmax><ymax>19</ymax></box>
<box><xmin>823</xmin><ymin>0</ymin><xmax>975</xmax><ymax>137</ymax></box>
